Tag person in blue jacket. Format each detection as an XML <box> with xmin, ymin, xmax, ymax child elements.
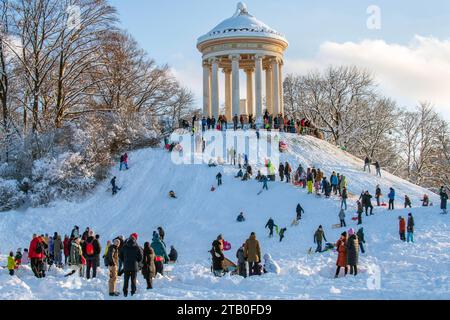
<box><xmin>388</xmin><ymin>188</ymin><xmax>396</xmax><ymax>210</ymax></box>
<box><xmin>151</xmin><ymin>232</ymin><xmax>169</xmax><ymax>275</ymax></box>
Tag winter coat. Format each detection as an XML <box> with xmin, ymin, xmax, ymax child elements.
<box><xmin>376</xmin><ymin>188</ymin><xmax>381</xmax><ymax>197</ymax></box>
<box><xmin>63</xmin><ymin>238</ymin><xmax>70</xmax><ymax>256</ymax></box>
<box><xmin>119</xmin><ymin>237</ymin><xmax>143</xmax><ymax>272</ymax></box>
<box><xmin>211</xmin><ymin>240</ymin><xmax>225</xmax><ymax>271</ymax></box>
<box><xmin>265</xmin><ymin>219</ymin><xmax>275</xmax><ymax>230</ymax></box>
<box><xmin>82</xmin><ymin>236</ymin><xmax>101</xmax><ymax>258</ymax></box>
<box><xmin>339</xmin><ymin>209</ymin><xmax>346</xmax><ymax>220</ymax></box>
<box><xmin>151</xmin><ymin>234</ymin><xmax>169</xmax><ymax>263</ymax></box>
<box><xmin>331</xmin><ymin>174</ymin><xmax>338</xmax><ymax>186</ymax></box>
<box><xmin>296</xmin><ymin>204</ymin><xmax>304</xmax><ymax>216</ymax></box>
<box><xmin>342</xmin><ymin>188</ymin><xmax>348</xmax><ymax>199</ymax></box>
<box><xmin>362</xmin><ymin>194</ymin><xmax>373</xmax><ymax>207</ymax></box>
<box><xmin>405</xmin><ymin>196</ymin><xmax>412</xmax><ymax>207</ymax></box>
<box><xmin>142</xmin><ymin>247</ymin><xmax>156</xmax><ymax>279</ymax></box>
<box><xmin>29</xmin><ymin>237</ymin><xmax>45</xmax><ymax>260</ymax></box>
<box><xmin>399</xmin><ymin>218</ymin><xmax>406</xmax><ymax>233</ymax></box>
<box><xmin>346</xmin><ymin>235</ymin><xmax>359</xmax><ymax>266</ymax></box>
<box><xmin>53</xmin><ymin>236</ymin><xmax>63</xmax><ymax>254</ymax></box>
<box><xmin>107</xmin><ymin>244</ymin><xmax>119</xmax><ymax>267</ymax></box>
<box><xmin>357</xmin><ymin>229</ymin><xmax>365</xmax><ymax>243</ymax></box>
<box><xmin>7</xmin><ymin>256</ymin><xmax>16</xmax><ymax>270</ymax></box>
<box><xmin>407</xmin><ymin>216</ymin><xmax>415</xmax><ymax>232</ymax></box>
<box><xmin>169</xmin><ymin>247</ymin><xmax>178</xmax><ymax>262</ymax></box>
<box><xmin>263</xmin><ymin>254</ymin><xmax>281</xmax><ymax>274</ymax></box>
<box><xmin>388</xmin><ymin>189</ymin><xmax>396</xmax><ymax>200</ymax></box>
<box><xmin>244</xmin><ymin>234</ymin><xmax>261</xmax><ymax>263</ymax></box>
<box><xmin>336</xmin><ymin>238</ymin><xmax>347</xmax><ymax>267</ymax></box>
<box><xmin>69</xmin><ymin>241</ymin><xmax>83</xmax><ymax>266</ymax></box>
<box><xmin>314</xmin><ymin>229</ymin><xmax>327</xmax><ymax>243</ymax></box>
<box><xmin>236</xmin><ymin>247</ymin><xmax>246</xmax><ymax>264</ymax></box>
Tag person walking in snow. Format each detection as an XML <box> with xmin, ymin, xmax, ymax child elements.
<box><xmin>388</xmin><ymin>188</ymin><xmax>396</xmax><ymax>210</ymax></box>
<box><xmin>63</xmin><ymin>235</ymin><xmax>70</xmax><ymax>265</ymax></box>
<box><xmin>374</xmin><ymin>161</ymin><xmax>381</xmax><ymax>177</ymax></box>
<box><xmin>346</xmin><ymin>228</ymin><xmax>359</xmax><ymax>276</ymax></box>
<box><xmin>279</xmin><ymin>228</ymin><xmax>287</xmax><ymax>242</ymax></box>
<box><xmin>364</xmin><ymin>156</ymin><xmax>371</xmax><ymax>173</ymax></box>
<box><xmin>284</xmin><ymin>162</ymin><xmax>292</xmax><ymax>183</ymax></box>
<box><xmin>279</xmin><ymin>163</ymin><xmax>285</xmax><ymax>182</ymax></box>
<box><xmin>357</xmin><ymin>228</ymin><xmax>366</xmax><ymax>254</ymax></box>
<box><xmin>157</xmin><ymin>227</ymin><xmax>165</xmax><ymax>242</ymax></box>
<box><xmin>407</xmin><ymin>213</ymin><xmax>415</xmax><ymax>243</ymax></box>
<box><xmin>120</xmin><ymin>234</ymin><xmax>143</xmax><ymax>297</ymax></box>
<box><xmin>263</xmin><ymin>254</ymin><xmax>281</xmax><ymax>274</ymax></box>
<box><xmin>398</xmin><ymin>216</ymin><xmax>406</xmax><ymax>242</ymax></box>
<box><xmin>335</xmin><ymin>232</ymin><xmax>348</xmax><ymax>278</ymax></box>
<box><xmin>107</xmin><ymin>238</ymin><xmax>120</xmax><ymax>296</ymax></box>
<box><xmin>375</xmin><ymin>185</ymin><xmax>382</xmax><ymax>207</ymax></box>
<box><xmin>357</xmin><ymin>201</ymin><xmax>363</xmax><ymax>225</ymax></box>
<box><xmin>142</xmin><ymin>242</ymin><xmax>156</xmax><ymax>290</ymax></box>
<box><xmin>7</xmin><ymin>252</ymin><xmax>16</xmax><ymax>276</ymax></box>
<box><xmin>265</xmin><ymin>218</ymin><xmax>277</xmax><ymax>238</ymax></box>
<box><xmin>404</xmin><ymin>195</ymin><xmax>412</xmax><ymax>209</ymax></box>
<box><xmin>314</xmin><ymin>226</ymin><xmax>327</xmax><ymax>253</ymax></box>
<box><xmin>244</xmin><ymin>232</ymin><xmax>262</xmax><ymax>276</ymax></box>
<box><xmin>111</xmin><ymin>177</ymin><xmax>121</xmax><ymax>196</ymax></box>
<box><xmin>216</xmin><ymin>172</ymin><xmax>222</xmax><ymax>186</ymax></box>
<box><xmin>22</xmin><ymin>249</ymin><xmax>29</xmax><ymax>265</ymax></box>
<box><xmin>296</xmin><ymin>203</ymin><xmax>304</xmax><ymax>221</ymax></box>
<box><xmin>439</xmin><ymin>186</ymin><xmax>448</xmax><ymax>214</ymax></box>
<box><xmin>362</xmin><ymin>191</ymin><xmax>374</xmax><ymax>216</ymax></box>
<box><xmin>236</xmin><ymin>244</ymin><xmax>247</xmax><ymax>278</ymax></box>
<box><xmin>341</xmin><ymin>187</ymin><xmax>348</xmax><ymax>210</ymax></box>
<box><xmin>339</xmin><ymin>209</ymin><xmax>346</xmax><ymax>228</ymax></box>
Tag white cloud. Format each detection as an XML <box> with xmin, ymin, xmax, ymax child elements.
<box><xmin>285</xmin><ymin>35</ymin><xmax>450</xmax><ymax>120</ymax></box>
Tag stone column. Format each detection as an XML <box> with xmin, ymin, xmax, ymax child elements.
<box><xmin>255</xmin><ymin>55</ymin><xmax>263</xmax><ymax>125</ymax></box>
<box><xmin>265</xmin><ymin>64</ymin><xmax>273</xmax><ymax>115</ymax></box>
<box><xmin>223</xmin><ymin>68</ymin><xmax>232</xmax><ymax>121</ymax></box>
<box><xmin>230</xmin><ymin>55</ymin><xmax>240</xmax><ymax>117</ymax></box>
<box><xmin>245</xmin><ymin>68</ymin><xmax>254</xmax><ymax>116</ymax></box>
<box><xmin>272</xmin><ymin>58</ymin><xmax>280</xmax><ymax>116</ymax></box>
<box><xmin>210</xmin><ymin>58</ymin><xmax>220</xmax><ymax>120</ymax></box>
<box><xmin>279</xmin><ymin>60</ymin><xmax>284</xmax><ymax>116</ymax></box>
<box><xmin>202</xmin><ymin>61</ymin><xmax>211</xmax><ymax>117</ymax></box>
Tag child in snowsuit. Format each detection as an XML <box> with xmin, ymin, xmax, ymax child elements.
<box><xmin>399</xmin><ymin>216</ymin><xmax>406</xmax><ymax>242</ymax></box>
<box><xmin>279</xmin><ymin>228</ymin><xmax>287</xmax><ymax>242</ymax></box>
<box><xmin>8</xmin><ymin>252</ymin><xmax>16</xmax><ymax>276</ymax></box>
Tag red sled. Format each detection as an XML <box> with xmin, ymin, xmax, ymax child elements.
<box><xmin>381</xmin><ymin>203</ymin><xmax>387</xmax><ymax>207</ymax></box>
<box><xmin>223</xmin><ymin>241</ymin><xmax>232</xmax><ymax>251</ymax></box>
<box><xmin>352</xmin><ymin>217</ymin><xmax>359</xmax><ymax>221</ymax></box>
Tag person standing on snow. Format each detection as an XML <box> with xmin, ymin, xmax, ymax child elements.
<box><xmin>244</xmin><ymin>232</ymin><xmax>262</xmax><ymax>276</ymax></box>
<box><xmin>169</xmin><ymin>246</ymin><xmax>178</xmax><ymax>263</ymax></box>
<box><xmin>279</xmin><ymin>163</ymin><xmax>285</xmax><ymax>182</ymax></box>
<box><xmin>142</xmin><ymin>242</ymin><xmax>156</xmax><ymax>290</ymax></box>
<box><xmin>107</xmin><ymin>238</ymin><xmax>120</xmax><ymax>297</ymax></box>
<box><xmin>63</xmin><ymin>235</ymin><xmax>70</xmax><ymax>265</ymax></box>
<box><xmin>407</xmin><ymin>213</ymin><xmax>415</xmax><ymax>243</ymax></box>
<box><xmin>335</xmin><ymin>232</ymin><xmax>348</xmax><ymax>278</ymax></box>
<box><xmin>236</xmin><ymin>244</ymin><xmax>247</xmax><ymax>278</ymax></box>
<box><xmin>314</xmin><ymin>226</ymin><xmax>327</xmax><ymax>253</ymax></box>
<box><xmin>67</xmin><ymin>237</ymin><xmax>84</xmax><ymax>278</ymax></box>
<box><xmin>362</xmin><ymin>191</ymin><xmax>374</xmax><ymax>216</ymax></box>
<box><xmin>346</xmin><ymin>228</ymin><xmax>359</xmax><ymax>276</ymax></box>
<box><xmin>439</xmin><ymin>186</ymin><xmax>448</xmax><ymax>214</ymax></box>
<box><xmin>306</xmin><ymin>168</ymin><xmax>314</xmax><ymax>194</ymax></box>
<box><xmin>111</xmin><ymin>177</ymin><xmax>121</xmax><ymax>195</ymax></box>
<box><xmin>262</xmin><ymin>175</ymin><xmax>269</xmax><ymax>191</ymax></box>
<box><xmin>216</xmin><ymin>172</ymin><xmax>222</xmax><ymax>186</ymax></box>
<box><xmin>341</xmin><ymin>187</ymin><xmax>348</xmax><ymax>210</ymax></box>
<box><xmin>265</xmin><ymin>218</ymin><xmax>277</xmax><ymax>238</ymax></box>
<box><xmin>284</xmin><ymin>162</ymin><xmax>292</xmax><ymax>183</ymax></box>
<box><xmin>374</xmin><ymin>161</ymin><xmax>381</xmax><ymax>177</ymax></box>
<box><xmin>331</xmin><ymin>172</ymin><xmax>339</xmax><ymax>195</ymax></box>
<box><xmin>356</xmin><ymin>228</ymin><xmax>366</xmax><ymax>254</ymax></box>
<box><xmin>364</xmin><ymin>156</ymin><xmax>371</xmax><ymax>173</ymax></box>
<box><xmin>398</xmin><ymin>216</ymin><xmax>406</xmax><ymax>242</ymax></box>
<box><xmin>375</xmin><ymin>185</ymin><xmax>382</xmax><ymax>207</ymax></box>
<box><xmin>388</xmin><ymin>188</ymin><xmax>396</xmax><ymax>210</ymax></box>
<box><xmin>279</xmin><ymin>228</ymin><xmax>287</xmax><ymax>242</ymax></box>
<box><xmin>296</xmin><ymin>204</ymin><xmax>304</xmax><ymax>221</ymax></box>
<box><xmin>120</xmin><ymin>234</ymin><xmax>143</xmax><ymax>297</ymax></box>
<box><xmin>211</xmin><ymin>237</ymin><xmax>225</xmax><ymax>277</ymax></box>
<box><xmin>53</xmin><ymin>234</ymin><xmax>63</xmax><ymax>268</ymax></box>
<box><xmin>29</xmin><ymin>234</ymin><xmax>46</xmax><ymax>278</ymax></box>
<box><xmin>339</xmin><ymin>209</ymin><xmax>346</xmax><ymax>228</ymax></box>
<box><xmin>83</xmin><ymin>230</ymin><xmax>101</xmax><ymax>279</ymax></box>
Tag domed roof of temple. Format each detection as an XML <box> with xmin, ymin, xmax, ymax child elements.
<box><xmin>197</xmin><ymin>2</ymin><xmax>288</xmax><ymax>46</ymax></box>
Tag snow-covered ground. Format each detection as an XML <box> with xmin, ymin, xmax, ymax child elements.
<box><xmin>0</xmin><ymin>132</ymin><xmax>448</xmax><ymax>300</ymax></box>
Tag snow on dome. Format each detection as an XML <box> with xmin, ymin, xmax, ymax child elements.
<box><xmin>197</xmin><ymin>2</ymin><xmax>288</xmax><ymax>45</ymax></box>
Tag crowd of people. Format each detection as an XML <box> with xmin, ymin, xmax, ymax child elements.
<box><xmin>8</xmin><ymin>225</ymin><xmax>178</xmax><ymax>297</ymax></box>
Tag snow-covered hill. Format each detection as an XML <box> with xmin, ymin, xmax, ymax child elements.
<box><xmin>0</xmin><ymin>132</ymin><xmax>448</xmax><ymax>300</ymax></box>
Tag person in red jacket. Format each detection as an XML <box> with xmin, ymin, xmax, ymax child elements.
<box><xmin>29</xmin><ymin>234</ymin><xmax>46</xmax><ymax>278</ymax></box>
<box><xmin>399</xmin><ymin>216</ymin><xmax>406</xmax><ymax>242</ymax></box>
<box><xmin>63</xmin><ymin>235</ymin><xmax>70</xmax><ymax>265</ymax></box>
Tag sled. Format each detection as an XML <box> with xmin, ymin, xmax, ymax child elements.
<box><xmin>332</xmin><ymin>224</ymin><xmax>342</xmax><ymax>229</ymax></box>
<box><xmin>291</xmin><ymin>218</ymin><xmax>299</xmax><ymax>227</ymax></box>
<box><xmin>352</xmin><ymin>217</ymin><xmax>359</xmax><ymax>221</ymax></box>
<box><xmin>279</xmin><ymin>141</ymin><xmax>288</xmax><ymax>153</ymax></box>
<box><xmin>381</xmin><ymin>203</ymin><xmax>387</xmax><ymax>207</ymax></box>
<box><xmin>223</xmin><ymin>241</ymin><xmax>232</xmax><ymax>251</ymax></box>
<box><xmin>223</xmin><ymin>258</ymin><xmax>238</xmax><ymax>274</ymax></box>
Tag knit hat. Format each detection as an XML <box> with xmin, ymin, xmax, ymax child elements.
<box><xmin>348</xmin><ymin>228</ymin><xmax>355</xmax><ymax>236</ymax></box>
<box><xmin>131</xmin><ymin>233</ymin><xmax>138</xmax><ymax>240</ymax></box>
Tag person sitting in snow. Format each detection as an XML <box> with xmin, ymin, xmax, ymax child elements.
<box><xmin>255</xmin><ymin>170</ymin><xmax>263</xmax><ymax>181</ymax></box>
<box><xmin>237</xmin><ymin>212</ymin><xmax>246</xmax><ymax>222</ymax></box>
<box><xmin>235</xmin><ymin>169</ymin><xmax>243</xmax><ymax>178</ymax></box>
<box><xmin>421</xmin><ymin>194</ymin><xmax>430</xmax><ymax>207</ymax></box>
<box><xmin>263</xmin><ymin>253</ymin><xmax>281</xmax><ymax>274</ymax></box>
<box><xmin>404</xmin><ymin>195</ymin><xmax>412</xmax><ymax>208</ymax></box>
<box><xmin>169</xmin><ymin>191</ymin><xmax>177</xmax><ymax>199</ymax></box>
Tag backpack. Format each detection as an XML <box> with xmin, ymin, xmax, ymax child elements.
<box><xmin>86</xmin><ymin>242</ymin><xmax>95</xmax><ymax>256</ymax></box>
<box><xmin>35</xmin><ymin>241</ymin><xmax>43</xmax><ymax>254</ymax></box>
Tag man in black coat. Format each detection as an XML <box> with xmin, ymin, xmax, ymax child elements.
<box><xmin>119</xmin><ymin>234</ymin><xmax>143</xmax><ymax>297</ymax></box>
<box><xmin>296</xmin><ymin>204</ymin><xmax>304</xmax><ymax>221</ymax></box>
<box><xmin>265</xmin><ymin>218</ymin><xmax>276</xmax><ymax>238</ymax></box>
<box><xmin>362</xmin><ymin>191</ymin><xmax>374</xmax><ymax>216</ymax></box>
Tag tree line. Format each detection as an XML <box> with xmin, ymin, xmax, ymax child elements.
<box><xmin>283</xmin><ymin>66</ymin><xmax>450</xmax><ymax>191</ymax></box>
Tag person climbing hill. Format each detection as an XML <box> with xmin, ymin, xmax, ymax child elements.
<box><xmin>314</xmin><ymin>226</ymin><xmax>327</xmax><ymax>253</ymax></box>
<box><xmin>265</xmin><ymin>218</ymin><xmax>277</xmax><ymax>238</ymax></box>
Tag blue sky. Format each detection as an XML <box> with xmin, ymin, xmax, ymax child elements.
<box><xmin>109</xmin><ymin>0</ymin><xmax>450</xmax><ymax>118</ymax></box>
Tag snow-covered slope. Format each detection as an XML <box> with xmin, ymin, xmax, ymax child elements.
<box><xmin>0</xmin><ymin>132</ymin><xmax>448</xmax><ymax>300</ymax></box>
